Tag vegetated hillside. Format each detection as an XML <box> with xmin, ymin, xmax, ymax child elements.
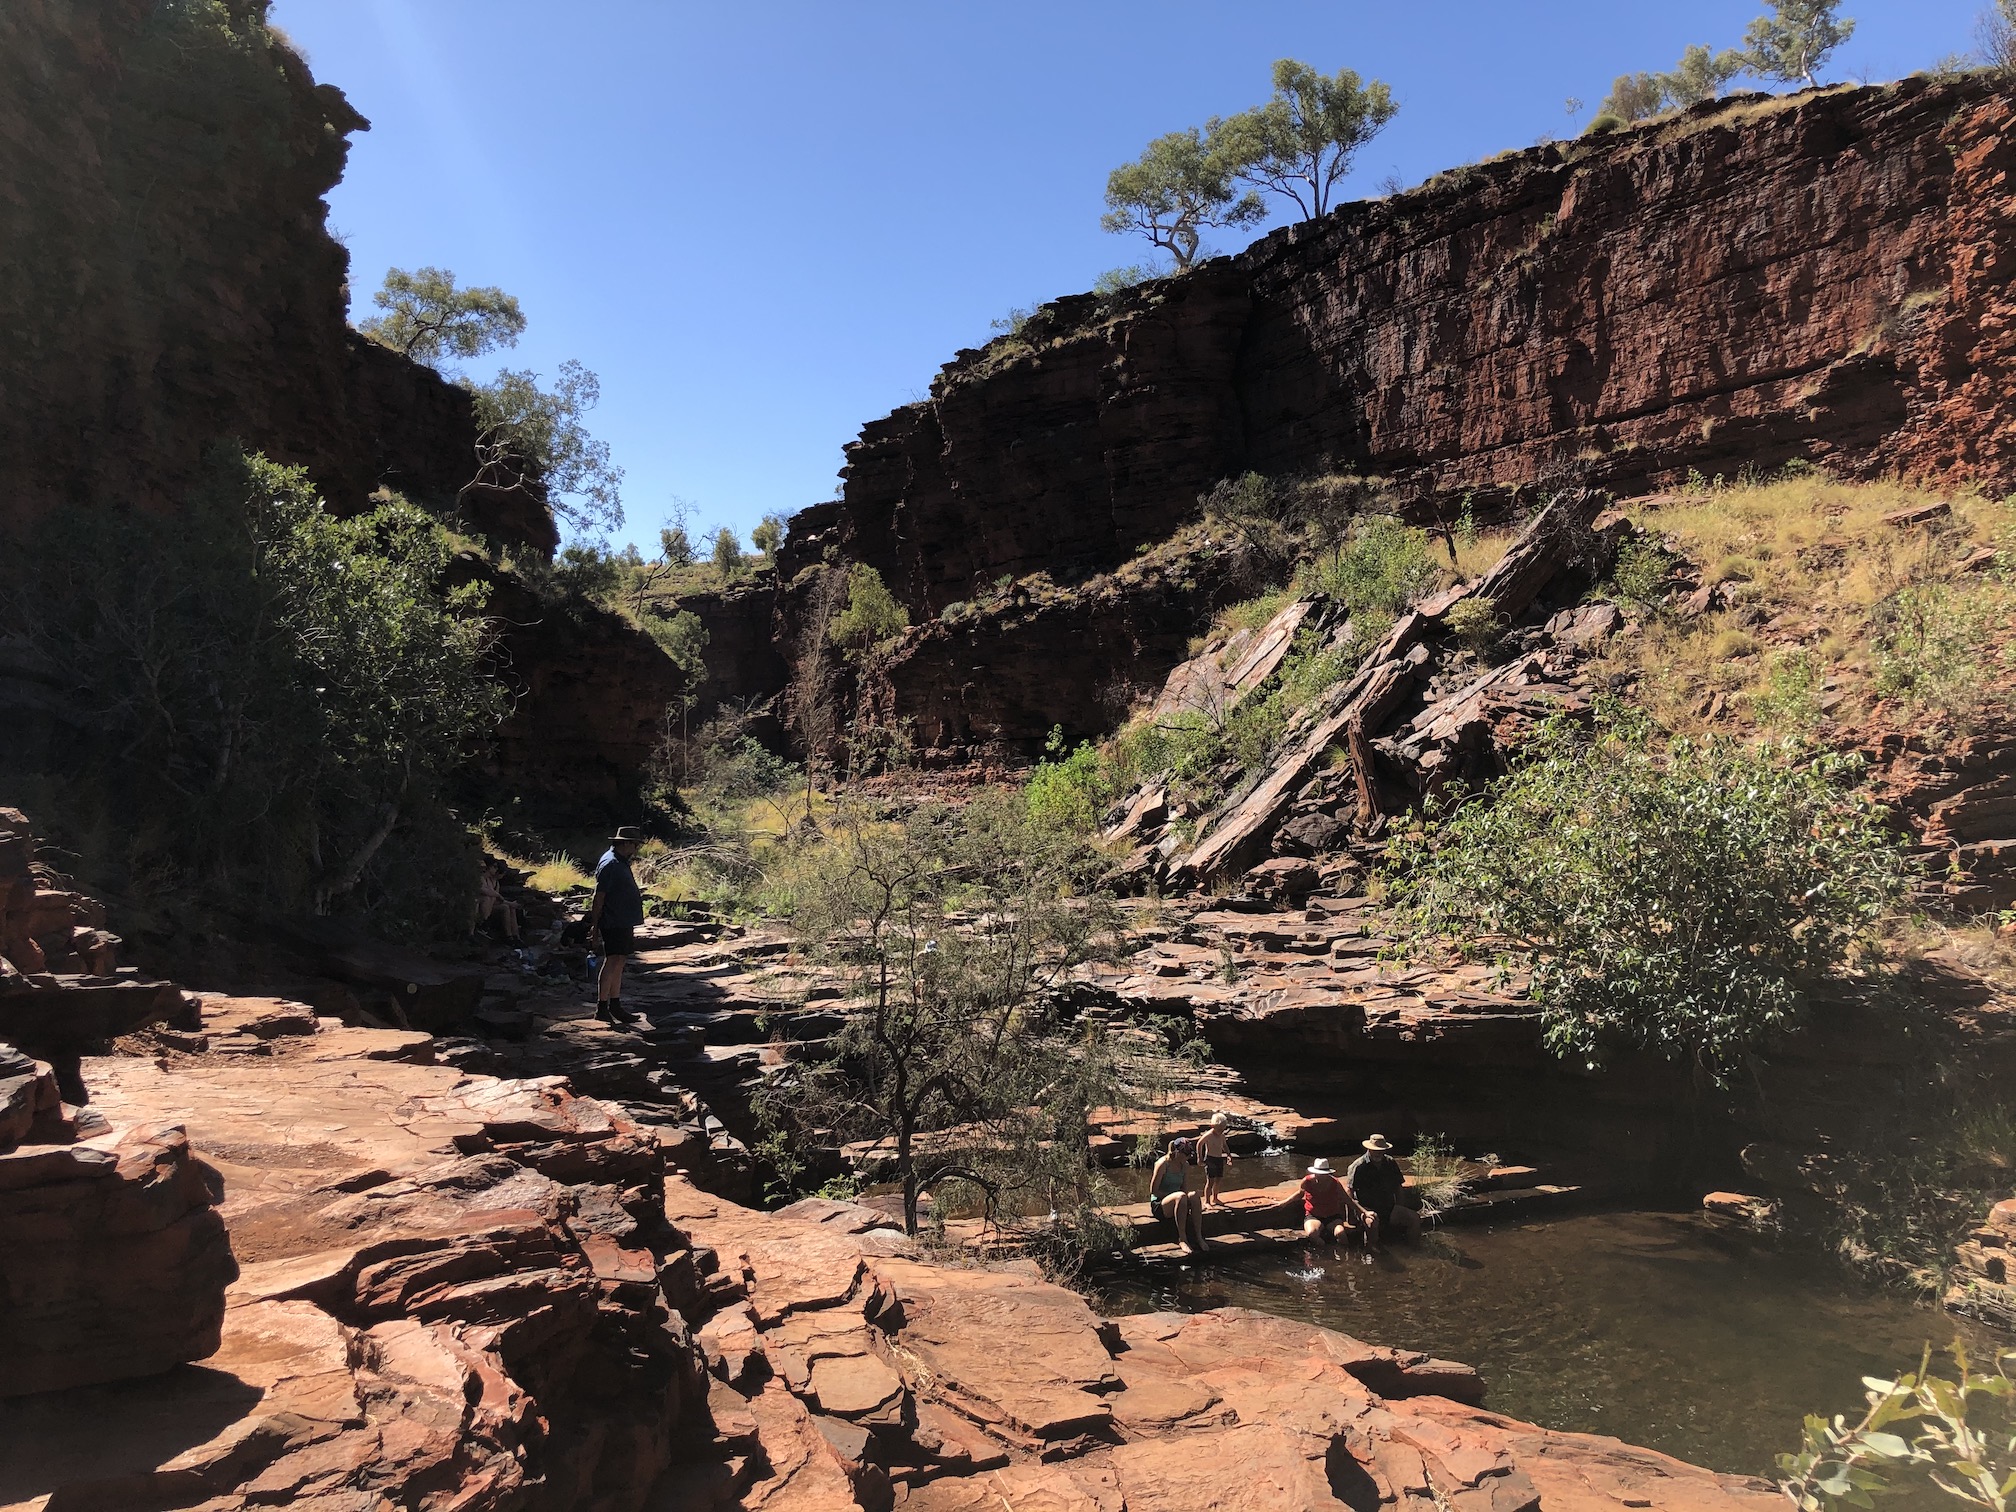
<box><xmin>757</xmin><ymin>74</ymin><xmax>2016</xmax><ymax>762</ymax></box>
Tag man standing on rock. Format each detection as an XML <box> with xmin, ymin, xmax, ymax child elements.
<box><xmin>588</xmin><ymin>827</ymin><xmax>645</xmax><ymax>1026</ymax></box>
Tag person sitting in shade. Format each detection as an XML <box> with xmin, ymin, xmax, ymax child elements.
<box><xmin>1197</xmin><ymin>1111</ymin><xmax>1236</xmax><ymax>1207</ymax></box>
<box><xmin>1149</xmin><ymin>1137</ymin><xmax>1208</xmax><ymax>1255</ymax></box>
<box><xmin>1299</xmin><ymin>1157</ymin><xmax>1358</xmax><ymax>1243</ymax></box>
<box><xmin>1348</xmin><ymin>1134</ymin><xmax>1408</xmax><ymax>1247</ymax></box>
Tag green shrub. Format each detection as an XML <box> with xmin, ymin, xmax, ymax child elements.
<box><xmin>1025</xmin><ymin>729</ymin><xmax>1111</xmax><ymax>832</ymax></box>
<box><xmin>1607</xmin><ymin>536</ymin><xmax>1678</xmax><ymax>607</ymax></box>
<box><xmin>1304</xmin><ymin>516</ymin><xmax>1442</xmax><ymax>638</ymax></box>
<box><xmin>2</xmin><ymin>448</ymin><xmax>507</xmax><ymax>936</ymax></box>
<box><xmin>1749</xmin><ymin>649</ymin><xmax>1825</xmax><ymax>733</ymax></box>
<box><xmin>1443</xmin><ymin>594</ymin><xmax>1503</xmax><ymax>653</ymax></box>
<box><xmin>1872</xmin><ymin>581</ymin><xmax>2008</xmax><ymax>717</ymax></box>
<box><xmin>828</xmin><ymin>564</ymin><xmax>910</xmax><ymax>657</ymax></box>
<box><xmin>1388</xmin><ymin>717</ymin><xmax>1911</xmax><ymax>1084</ymax></box>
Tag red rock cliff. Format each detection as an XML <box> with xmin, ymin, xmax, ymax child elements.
<box><xmin>0</xmin><ymin>0</ymin><xmax>552</xmax><ymax>552</ymax></box>
<box><xmin>779</xmin><ymin>75</ymin><xmax>2016</xmax><ymax>758</ymax></box>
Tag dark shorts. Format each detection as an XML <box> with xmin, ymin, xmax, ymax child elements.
<box><xmin>1204</xmin><ymin>1155</ymin><xmax>1227</xmax><ymax>1178</ymax></box>
<box><xmin>1365</xmin><ymin>1205</ymin><xmax>1394</xmax><ymax>1231</ymax></box>
<box><xmin>597</xmin><ymin>921</ymin><xmax>638</xmax><ymax>956</ymax></box>
<box><xmin>1154</xmin><ymin>1191</ymin><xmax>1187</xmax><ymax>1221</ymax></box>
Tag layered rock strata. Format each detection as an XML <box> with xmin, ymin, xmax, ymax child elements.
<box><xmin>665</xmin><ymin>1180</ymin><xmax>1781</xmax><ymax>1511</ymax></box>
<box><xmin>4</xmin><ymin>1013</ymin><xmax>709</xmax><ymax>1512</ymax></box>
<box><xmin>766</xmin><ymin>76</ymin><xmax>2016</xmax><ymax>758</ymax></box>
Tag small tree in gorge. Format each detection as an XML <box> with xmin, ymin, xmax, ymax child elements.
<box><xmin>755</xmin><ymin>794</ymin><xmax>1128</xmax><ymax>1240</ymax></box>
<box><xmin>752</xmin><ymin>513</ymin><xmax>786</xmax><ymax>564</ymax></box>
<box><xmin>827</xmin><ymin>564</ymin><xmax>909</xmax><ymax>659</ymax></box>
<box><xmin>1102</xmin><ymin>127</ymin><xmax>1264</xmax><ymax>270</ymax></box>
<box><xmin>467</xmin><ymin>361</ymin><xmax>624</xmax><ymax>538</ymax></box>
<box><xmin>1979</xmin><ymin>0</ymin><xmax>2016</xmax><ymax>72</ymax></box>
<box><xmin>1742</xmin><ymin>0</ymin><xmax>1856</xmax><ymax>86</ymax></box>
<box><xmin>1214</xmin><ymin>59</ymin><xmax>1398</xmax><ymax>221</ymax></box>
<box><xmin>360</xmin><ymin>266</ymin><xmax>526</xmax><ymax>368</ymax></box>
<box><xmin>1387</xmin><ymin>715</ymin><xmax>1909</xmax><ymax>1086</ymax></box>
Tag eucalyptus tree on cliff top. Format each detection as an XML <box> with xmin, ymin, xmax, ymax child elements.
<box><xmin>1101</xmin><ymin>127</ymin><xmax>1263</xmax><ymax>270</ymax></box>
<box><xmin>1214</xmin><ymin>59</ymin><xmax>1399</xmax><ymax>222</ymax></box>
<box><xmin>1102</xmin><ymin>58</ymin><xmax>1397</xmax><ymax>266</ymax></box>
<box><xmin>1743</xmin><ymin>0</ymin><xmax>1856</xmax><ymax>86</ymax></box>
<box><xmin>359</xmin><ymin>266</ymin><xmax>525</xmax><ymax>368</ymax></box>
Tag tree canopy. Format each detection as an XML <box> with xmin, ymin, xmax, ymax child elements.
<box><xmin>1101</xmin><ymin>127</ymin><xmax>1264</xmax><ymax>270</ymax></box>
<box><xmin>1598</xmin><ymin>43</ymin><xmax>1749</xmax><ymax>121</ymax></box>
<box><xmin>827</xmin><ymin>563</ymin><xmax>909</xmax><ymax>658</ymax></box>
<box><xmin>468</xmin><ymin>360</ymin><xmax>624</xmax><ymax>538</ymax></box>
<box><xmin>1388</xmin><ymin>716</ymin><xmax>1909</xmax><ymax>1085</ymax></box>
<box><xmin>359</xmin><ymin>266</ymin><xmax>525</xmax><ymax>369</ymax></box>
<box><xmin>1743</xmin><ymin>0</ymin><xmax>1856</xmax><ymax>85</ymax></box>
<box><xmin>1214</xmin><ymin>59</ymin><xmax>1399</xmax><ymax>221</ymax></box>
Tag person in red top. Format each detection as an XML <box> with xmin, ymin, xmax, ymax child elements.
<box><xmin>1299</xmin><ymin>1157</ymin><xmax>1359</xmax><ymax>1243</ymax></box>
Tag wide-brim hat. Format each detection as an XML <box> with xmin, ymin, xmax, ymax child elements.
<box><xmin>609</xmin><ymin>826</ymin><xmax>646</xmax><ymax>843</ymax></box>
<box><xmin>1308</xmin><ymin>1158</ymin><xmax>1336</xmax><ymax>1175</ymax></box>
<box><xmin>1362</xmin><ymin>1134</ymin><xmax>1393</xmax><ymax>1152</ymax></box>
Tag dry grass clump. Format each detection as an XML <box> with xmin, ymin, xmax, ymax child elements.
<box><xmin>1591</xmin><ymin>474</ymin><xmax>2016</xmax><ymax>738</ymax></box>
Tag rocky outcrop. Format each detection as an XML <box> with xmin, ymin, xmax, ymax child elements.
<box><xmin>3</xmin><ymin>1017</ymin><xmax>710</xmax><ymax>1512</ymax></box>
<box><xmin>665</xmin><ymin>1180</ymin><xmax>1780</xmax><ymax>1510</ymax></box>
<box><xmin>0</xmin><ymin>1088</ymin><xmax>238</xmax><ymax>1397</ymax></box>
<box><xmin>0</xmin><ymin>0</ymin><xmax>548</xmax><ymax>550</ymax></box>
<box><xmin>1948</xmin><ymin>1196</ymin><xmax>2016</xmax><ymax>1329</ymax></box>
<box><xmin>765</xmin><ymin>76</ymin><xmax>2016</xmax><ymax>757</ymax></box>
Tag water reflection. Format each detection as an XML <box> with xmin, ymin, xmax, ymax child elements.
<box><xmin>1094</xmin><ymin>1207</ymin><xmax>1989</xmax><ymax>1476</ymax></box>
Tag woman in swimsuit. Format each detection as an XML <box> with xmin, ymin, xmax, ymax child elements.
<box><xmin>1197</xmin><ymin>1112</ymin><xmax>1235</xmax><ymax>1207</ymax></box>
<box><xmin>1149</xmin><ymin>1138</ymin><xmax>1207</xmax><ymax>1253</ymax></box>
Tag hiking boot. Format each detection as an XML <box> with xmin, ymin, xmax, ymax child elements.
<box><xmin>592</xmin><ymin>1001</ymin><xmax>614</xmax><ymax>1024</ymax></box>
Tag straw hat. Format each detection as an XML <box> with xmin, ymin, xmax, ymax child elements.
<box><xmin>1308</xmin><ymin>1158</ymin><xmax>1336</xmax><ymax>1175</ymax></box>
<box><xmin>1362</xmin><ymin>1134</ymin><xmax>1394</xmax><ymax>1152</ymax></box>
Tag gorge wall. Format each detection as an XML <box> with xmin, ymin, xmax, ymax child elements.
<box><xmin>771</xmin><ymin>74</ymin><xmax>2016</xmax><ymax>759</ymax></box>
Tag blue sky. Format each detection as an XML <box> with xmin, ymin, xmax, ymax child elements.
<box><xmin>269</xmin><ymin>0</ymin><xmax>1987</xmax><ymax>551</ymax></box>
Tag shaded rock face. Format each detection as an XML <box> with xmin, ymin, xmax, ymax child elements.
<box><xmin>0</xmin><ymin>1108</ymin><xmax>238</xmax><ymax>1397</ymax></box>
<box><xmin>0</xmin><ymin>0</ymin><xmax>549</xmax><ymax>551</ymax></box>
<box><xmin>765</xmin><ymin>77</ymin><xmax>2016</xmax><ymax>757</ymax></box>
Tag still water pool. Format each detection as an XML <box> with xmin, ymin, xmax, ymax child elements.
<box><xmin>1091</xmin><ymin>1204</ymin><xmax>1988</xmax><ymax>1477</ymax></box>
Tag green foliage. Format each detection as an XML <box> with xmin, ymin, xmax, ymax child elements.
<box><xmin>754</xmin><ymin>794</ymin><xmax>1128</xmax><ymax>1243</ymax></box>
<box><xmin>1583</xmin><ymin>111</ymin><xmax>1629</xmax><ymax>135</ymax></box>
<box><xmin>710</xmin><ymin>527</ymin><xmax>745</xmax><ymax>580</ymax></box>
<box><xmin>1388</xmin><ymin>719</ymin><xmax>1910</xmax><ymax>1083</ymax></box>
<box><xmin>990</xmin><ymin>306</ymin><xmax>1036</xmax><ymax>337</ymax></box>
<box><xmin>1305</xmin><ymin>516</ymin><xmax>1442</xmax><ymax>641</ymax></box>
<box><xmin>1093</xmin><ymin>264</ymin><xmax>1163</xmax><ymax>297</ymax></box>
<box><xmin>358</xmin><ymin>266</ymin><xmax>524</xmax><ymax>369</ymax></box>
<box><xmin>660</xmin><ymin>525</ymin><xmax>695</xmax><ymax>568</ymax></box>
<box><xmin>1744</xmin><ymin>0</ymin><xmax>1857</xmax><ymax>85</ymax></box>
<box><xmin>469</xmin><ymin>361</ymin><xmax>624</xmax><ymax>538</ymax></box>
<box><xmin>1608</xmin><ymin>537</ymin><xmax>1679</xmax><ymax>607</ymax></box>
<box><xmin>1749</xmin><ymin>649</ymin><xmax>1826</xmax><ymax>733</ymax></box>
<box><xmin>2</xmin><ymin>449</ymin><xmax>506</xmax><ymax>935</ymax></box>
<box><xmin>751</xmin><ymin>513</ymin><xmax>786</xmax><ymax>562</ymax></box>
<box><xmin>1599</xmin><ymin>43</ymin><xmax>1746</xmax><ymax>121</ymax></box>
<box><xmin>1102</xmin><ymin>127</ymin><xmax>1265</xmax><ymax>269</ymax></box>
<box><xmin>1200</xmin><ymin>470</ymin><xmax>1392</xmax><ymax>577</ymax></box>
<box><xmin>1214</xmin><ymin>59</ymin><xmax>1400</xmax><ymax>220</ymax></box>
<box><xmin>1872</xmin><ymin>582</ymin><xmax>2012</xmax><ymax>719</ymax></box>
<box><xmin>827</xmin><ymin>564</ymin><xmax>910</xmax><ymax>658</ymax></box>
<box><xmin>1025</xmin><ymin>729</ymin><xmax>1111</xmax><ymax>834</ymax></box>
<box><xmin>1780</xmin><ymin>1344</ymin><xmax>2016</xmax><ymax>1511</ymax></box>
<box><xmin>1443</xmin><ymin>595</ymin><xmax>1504</xmax><ymax>654</ymax></box>
<box><xmin>645</xmin><ymin>607</ymin><xmax>708</xmax><ymax>681</ymax></box>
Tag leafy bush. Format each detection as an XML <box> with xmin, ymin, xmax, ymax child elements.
<box><xmin>1780</xmin><ymin>1343</ymin><xmax>2016</xmax><ymax>1511</ymax></box>
<box><xmin>1389</xmin><ymin>717</ymin><xmax>1911</xmax><ymax>1083</ymax></box>
<box><xmin>1306</xmin><ymin>515</ymin><xmax>1443</xmax><ymax>639</ymax></box>
<box><xmin>1443</xmin><ymin>594</ymin><xmax>1503</xmax><ymax>653</ymax></box>
<box><xmin>3</xmin><ymin>448</ymin><xmax>507</xmax><ymax>935</ymax></box>
<box><xmin>1026</xmin><ymin>729</ymin><xmax>1111</xmax><ymax>833</ymax></box>
<box><xmin>827</xmin><ymin>564</ymin><xmax>910</xmax><ymax>658</ymax></box>
<box><xmin>1608</xmin><ymin>537</ymin><xmax>1678</xmax><ymax>607</ymax></box>
<box><xmin>1872</xmin><ymin>582</ymin><xmax>2008</xmax><ymax>718</ymax></box>
<box><xmin>1749</xmin><ymin>649</ymin><xmax>1825</xmax><ymax>733</ymax></box>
